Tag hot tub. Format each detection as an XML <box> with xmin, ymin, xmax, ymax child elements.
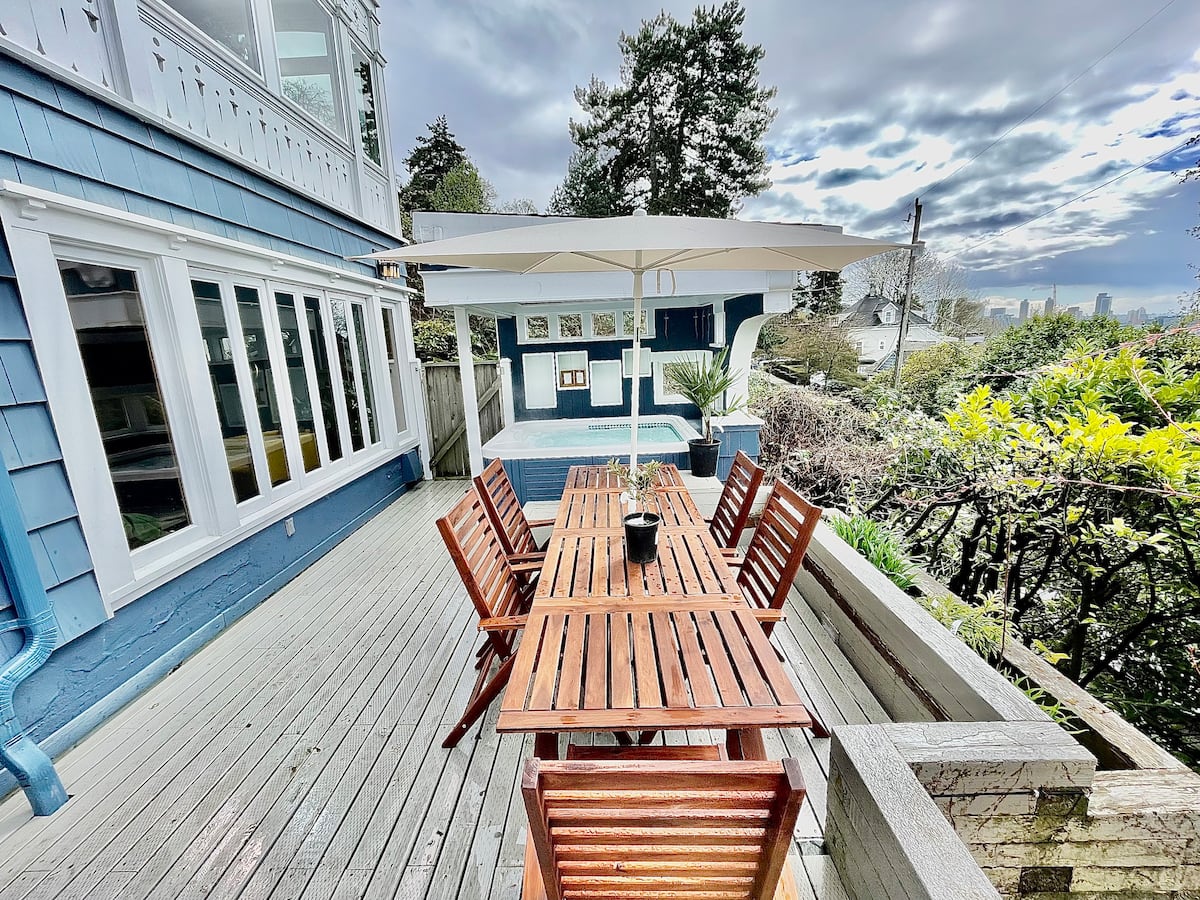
<box><xmin>483</xmin><ymin>415</ymin><xmax>701</xmax><ymax>502</ymax></box>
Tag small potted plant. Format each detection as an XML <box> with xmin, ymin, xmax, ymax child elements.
<box><xmin>607</xmin><ymin>458</ymin><xmax>663</xmax><ymax>564</ymax></box>
<box><xmin>663</xmin><ymin>349</ymin><xmax>746</xmax><ymax>478</ymax></box>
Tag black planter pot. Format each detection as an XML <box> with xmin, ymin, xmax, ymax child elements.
<box><xmin>688</xmin><ymin>438</ymin><xmax>721</xmax><ymax>478</ymax></box>
<box><xmin>623</xmin><ymin>512</ymin><xmax>661</xmax><ymax>564</ymax></box>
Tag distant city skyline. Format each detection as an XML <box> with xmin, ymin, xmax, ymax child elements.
<box><xmin>978</xmin><ymin>284</ymin><xmax>1190</xmax><ymax>317</ymax></box>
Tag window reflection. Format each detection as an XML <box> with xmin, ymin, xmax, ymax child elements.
<box><xmin>351</xmin><ymin>45</ymin><xmax>380</xmax><ymax>165</ymax></box>
<box><xmin>163</xmin><ymin>0</ymin><xmax>260</xmax><ymax>70</ymax></box>
<box><xmin>382</xmin><ymin>306</ymin><xmax>406</xmax><ymax>434</ymax></box>
<box><xmin>351</xmin><ymin>303</ymin><xmax>379</xmax><ymax>444</ymax></box>
<box><xmin>332</xmin><ymin>299</ymin><xmax>364</xmax><ymax>451</ymax></box>
<box><xmin>193</xmin><ymin>280</ymin><xmax>260</xmax><ymax>502</ymax></box>
<box><xmin>273</xmin><ymin>0</ymin><xmax>343</xmax><ymax>133</ymax></box>
<box><xmin>275</xmin><ymin>292</ymin><xmax>320</xmax><ymax>472</ymax></box>
<box><xmin>235</xmin><ymin>286</ymin><xmax>290</xmax><ymax>486</ymax></box>
<box><xmin>59</xmin><ymin>261</ymin><xmax>190</xmax><ymax>550</ymax></box>
<box><xmin>304</xmin><ymin>296</ymin><xmax>343</xmax><ymax>461</ymax></box>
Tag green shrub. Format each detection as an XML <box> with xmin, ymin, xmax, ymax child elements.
<box><xmin>827</xmin><ymin>514</ymin><xmax>916</xmax><ymax>590</ymax></box>
<box><xmin>916</xmin><ymin>592</ymin><xmax>1005</xmax><ymax>657</ymax></box>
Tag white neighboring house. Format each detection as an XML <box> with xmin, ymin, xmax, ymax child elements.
<box><xmin>839</xmin><ymin>293</ymin><xmax>952</xmax><ymax>375</ymax></box>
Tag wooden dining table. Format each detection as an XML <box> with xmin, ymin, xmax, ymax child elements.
<box><xmin>497</xmin><ymin>464</ymin><xmax>812</xmax><ymax>760</ymax></box>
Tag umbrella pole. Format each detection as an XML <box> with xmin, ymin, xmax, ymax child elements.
<box><xmin>629</xmin><ymin>266</ymin><xmax>643</xmax><ymax>479</ymax></box>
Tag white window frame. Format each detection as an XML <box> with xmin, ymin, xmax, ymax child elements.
<box><xmin>266</xmin><ymin>0</ymin><xmax>349</xmax><ymax>140</ymax></box>
<box><xmin>522</xmin><ymin>352</ymin><xmax>558</xmax><ymax>410</ymax></box>
<box><xmin>43</xmin><ymin>245</ymin><xmax>214</xmax><ymax>600</ymax></box>
<box><xmin>589</xmin><ymin>360</ymin><xmax>623</xmax><ymax>407</ymax></box>
<box><xmin>379</xmin><ymin>300</ymin><xmax>418</xmax><ymax>445</ymax></box>
<box><xmin>652</xmin><ymin>350</ymin><xmax>711</xmax><ymax>405</ymax></box>
<box><xmin>268</xmin><ymin>284</ymin><xmax>332</xmax><ymax>471</ymax></box>
<box><xmin>0</xmin><ymin>183</ymin><xmax>423</xmax><ymax>611</ymax></box>
<box><xmin>517</xmin><ymin>308</ymin><xmax>656</xmax><ymax>345</ymax></box>
<box><xmin>555</xmin><ymin>350</ymin><xmax>589</xmax><ymax>390</ymax></box>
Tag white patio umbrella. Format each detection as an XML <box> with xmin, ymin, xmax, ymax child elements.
<box><xmin>364</xmin><ymin>210</ymin><xmax>902</xmax><ymax>471</ymax></box>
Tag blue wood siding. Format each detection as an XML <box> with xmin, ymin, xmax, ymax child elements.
<box><xmin>0</xmin><ymin>55</ymin><xmax>400</xmax><ymax>271</ymax></box>
<box><xmin>500</xmin><ymin>296</ymin><xmax>765</xmax><ymax>422</ymax></box>
<box><xmin>715</xmin><ymin>423</ymin><xmax>762</xmax><ymax>481</ymax></box>
<box><xmin>0</xmin><ymin>230</ymin><xmax>107</xmax><ymax>643</ymax></box>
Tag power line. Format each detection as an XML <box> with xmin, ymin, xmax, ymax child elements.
<box><xmin>946</xmin><ymin>135</ymin><xmax>1195</xmax><ymax>260</ymax></box>
<box><xmin>922</xmin><ymin>0</ymin><xmax>1179</xmax><ymax>200</ymax></box>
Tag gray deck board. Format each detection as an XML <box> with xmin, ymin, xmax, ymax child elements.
<box><xmin>0</xmin><ymin>479</ymin><xmax>872</xmax><ymax>899</ymax></box>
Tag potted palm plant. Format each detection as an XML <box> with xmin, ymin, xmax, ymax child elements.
<box><xmin>663</xmin><ymin>349</ymin><xmax>746</xmax><ymax>478</ymax></box>
<box><xmin>607</xmin><ymin>458</ymin><xmax>663</xmax><ymax>564</ymax></box>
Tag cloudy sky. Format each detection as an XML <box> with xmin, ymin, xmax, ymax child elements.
<box><xmin>379</xmin><ymin>0</ymin><xmax>1200</xmax><ymax>314</ymax></box>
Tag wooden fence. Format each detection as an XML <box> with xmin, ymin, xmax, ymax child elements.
<box><xmin>421</xmin><ymin>361</ymin><xmax>504</xmax><ymax>478</ymax></box>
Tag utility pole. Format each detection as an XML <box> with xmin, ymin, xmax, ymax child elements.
<box><xmin>892</xmin><ymin>197</ymin><xmax>923</xmax><ymax>390</ymax></box>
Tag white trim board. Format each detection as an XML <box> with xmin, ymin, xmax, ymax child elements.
<box><xmin>0</xmin><ymin>188</ymin><xmax>427</xmax><ymax>612</ymax></box>
<box><xmin>0</xmin><ymin>182</ymin><xmax>414</xmax><ymax>298</ymax></box>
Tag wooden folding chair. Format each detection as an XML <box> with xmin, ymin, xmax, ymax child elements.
<box><xmin>733</xmin><ymin>480</ymin><xmax>822</xmax><ymax>623</ymax></box>
<box><xmin>521</xmin><ymin>755</ymin><xmax>807</xmax><ymax>900</ymax></box>
<box><xmin>709</xmin><ymin>450</ymin><xmax>765</xmax><ymax>550</ymax></box>
<box><xmin>731</xmin><ymin>480</ymin><xmax>828</xmax><ymax>738</ymax></box>
<box><xmin>475</xmin><ymin>458</ymin><xmax>554</xmax><ymax>565</ymax></box>
<box><xmin>437</xmin><ymin>487</ymin><xmax>538</xmax><ymax>749</ymax></box>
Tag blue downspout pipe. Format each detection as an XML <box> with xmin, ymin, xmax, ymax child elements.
<box><xmin>0</xmin><ymin>462</ymin><xmax>68</xmax><ymax>815</ymax></box>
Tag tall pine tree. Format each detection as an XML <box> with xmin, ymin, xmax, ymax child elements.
<box><xmin>562</xmin><ymin>2</ymin><xmax>776</xmax><ymax>217</ymax></box>
<box><xmin>399</xmin><ymin>116</ymin><xmax>468</xmax><ymax>214</ymax></box>
<box><xmin>548</xmin><ymin>148</ymin><xmax>621</xmax><ymax>216</ymax></box>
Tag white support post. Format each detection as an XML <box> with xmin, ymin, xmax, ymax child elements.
<box><xmin>454</xmin><ymin>306</ymin><xmax>485</xmax><ymax>476</ymax></box>
<box><xmin>498</xmin><ymin>357</ymin><xmax>515</xmax><ymax>428</ymax></box>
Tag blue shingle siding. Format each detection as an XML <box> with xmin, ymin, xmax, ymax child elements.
<box><xmin>0</xmin><ymin>55</ymin><xmax>401</xmax><ymax>270</ymax></box>
<box><xmin>500</xmin><ymin>295</ymin><xmax>765</xmax><ymax>422</ymax></box>
<box><xmin>0</xmin><ymin>227</ymin><xmax>108</xmax><ymax>644</ymax></box>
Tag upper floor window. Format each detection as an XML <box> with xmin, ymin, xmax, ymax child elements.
<box><xmin>163</xmin><ymin>0</ymin><xmax>261</xmax><ymax>71</ymax></box>
<box><xmin>273</xmin><ymin>0</ymin><xmax>344</xmax><ymax>134</ymax></box>
<box><xmin>351</xmin><ymin>44</ymin><xmax>381</xmax><ymax>166</ymax></box>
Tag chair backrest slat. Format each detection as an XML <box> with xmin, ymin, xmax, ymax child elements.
<box><xmin>737</xmin><ymin>481</ymin><xmax>822</xmax><ymax>612</ymax></box>
<box><xmin>523</xmin><ymin>759</ymin><xmax>806</xmax><ymax>900</ymax></box>
<box><xmin>476</xmin><ymin>458</ymin><xmax>539</xmax><ymax>556</ymax></box>
<box><xmin>710</xmin><ymin>452</ymin><xmax>764</xmax><ymax>550</ymax></box>
<box><xmin>437</xmin><ymin>487</ymin><xmax>524</xmax><ymax>621</ymax></box>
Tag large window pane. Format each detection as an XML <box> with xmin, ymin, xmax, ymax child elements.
<box><xmin>235</xmin><ymin>285</ymin><xmax>290</xmax><ymax>486</ymax></box>
<box><xmin>304</xmin><ymin>296</ymin><xmax>343</xmax><ymax>461</ymax></box>
<box><xmin>193</xmin><ymin>280</ymin><xmax>260</xmax><ymax>502</ymax></box>
<box><xmin>351</xmin><ymin>303</ymin><xmax>379</xmax><ymax>444</ymax></box>
<box><xmin>351</xmin><ymin>44</ymin><xmax>380</xmax><ymax>165</ymax></box>
<box><xmin>162</xmin><ymin>0</ymin><xmax>260</xmax><ymax>70</ymax></box>
<box><xmin>59</xmin><ymin>261</ymin><xmax>190</xmax><ymax>550</ymax></box>
<box><xmin>272</xmin><ymin>0</ymin><xmax>343</xmax><ymax>133</ymax></box>
<box><xmin>275</xmin><ymin>292</ymin><xmax>320</xmax><ymax>472</ymax></box>
<box><xmin>332</xmin><ymin>300</ymin><xmax>364</xmax><ymax>451</ymax></box>
<box><xmin>382</xmin><ymin>306</ymin><xmax>406</xmax><ymax>434</ymax></box>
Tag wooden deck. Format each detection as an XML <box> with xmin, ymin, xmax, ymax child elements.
<box><xmin>0</xmin><ymin>479</ymin><xmax>885</xmax><ymax>899</ymax></box>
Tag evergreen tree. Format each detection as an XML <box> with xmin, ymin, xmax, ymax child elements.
<box><xmin>400</xmin><ymin>116</ymin><xmax>468</xmax><ymax>213</ymax></box>
<box><xmin>567</xmin><ymin>1</ymin><xmax>776</xmax><ymax>217</ymax></box>
<box><xmin>793</xmin><ymin>270</ymin><xmax>844</xmax><ymax>318</ymax></box>
<box><xmin>548</xmin><ymin>148</ymin><xmax>621</xmax><ymax>216</ymax></box>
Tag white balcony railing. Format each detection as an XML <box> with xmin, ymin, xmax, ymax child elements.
<box><xmin>0</xmin><ymin>0</ymin><xmax>398</xmax><ymax>236</ymax></box>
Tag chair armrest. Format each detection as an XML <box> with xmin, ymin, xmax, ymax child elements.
<box><xmin>479</xmin><ymin>615</ymin><xmax>527</xmax><ymax>632</ymax></box>
<box><xmin>509</xmin><ymin>551</ymin><xmax>547</xmax><ymax>564</ymax></box>
<box><xmin>526</xmin><ymin>517</ymin><xmax>556</xmax><ymax>528</ymax></box>
<box><xmin>722</xmin><ymin>551</ymin><xmax>744</xmax><ymax>566</ymax></box>
<box><xmin>749</xmin><ymin>609</ymin><xmax>785</xmax><ymax>623</ymax></box>
<box><xmin>511</xmin><ymin>560</ymin><xmax>543</xmax><ymax>574</ymax></box>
